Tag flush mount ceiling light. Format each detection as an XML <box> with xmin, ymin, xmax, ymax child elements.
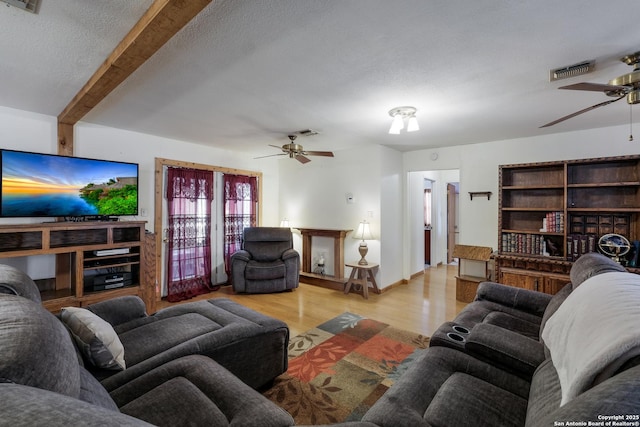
<box><xmin>388</xmin><ymin>106</ymin><xmax>419</xmax><ymax>134</ymax></box>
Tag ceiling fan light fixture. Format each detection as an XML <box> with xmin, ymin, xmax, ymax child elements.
<box><xmin>628</xmin><ymin>89</ymin><xmax>640</xmax><ymax>105</ymax></box>
<box><xmin>254</xmin><ymin>134</ymin><xmax>334</xmax><ymax>164</ymax></box>
<box><xmin>388</xmin><ymin>106</ymin><xmax>418</xmax><ymax>134</ymax></box>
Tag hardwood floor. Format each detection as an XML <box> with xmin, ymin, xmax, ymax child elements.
<box><xmin>157</xmin><ymin>263</ymin><xmax>467</xmax><ymax>337</ymax></box>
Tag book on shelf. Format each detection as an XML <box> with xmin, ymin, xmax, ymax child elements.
<box><xmin>566</xmin><ymin>234</ymin><xmax>597</xmax><ymax>261</ymax></box>
<box><xmin>501</xmin><ymin>232</ymin><xmax>548</xmax><ymax>256</ymax></box>
<box><xmin>541</xmin><ymin>211</ymin><xmax>564</xmax><ymax>233</ymax></box>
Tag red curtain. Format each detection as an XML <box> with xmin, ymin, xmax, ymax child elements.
<box><xmin>223</xmin><ymin>174</ymin><xmax>257</xmax><ymax>276</ymax></box>
<box><xmin>166</xmin><ymin>167</ymin><xmax>216</xmax><ymax>302</ymax></box>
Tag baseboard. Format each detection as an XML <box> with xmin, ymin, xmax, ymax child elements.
<box><xmin>299</xmin><ymin>272</ymin><xmax>347</xmax><ymax>291</ymax></box>
<box><xmin>381</xmin><ymin>279</ymin><xmax>408</xmax><ymax>292</ymax></box>
<box><xmin>410</xmin><ymin>269</ymin><xmax>425</xmax><ymax>280</ymax></box>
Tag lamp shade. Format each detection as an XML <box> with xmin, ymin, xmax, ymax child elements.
<box><xmin>407</xmin><ymin>115</ymin><xmax>420</xmax><ymax>132</ymax></box>
<box><xmin>353</xmin><ymin>220</ymin><xmax>373</xmax><ymax>241</ymax></box>
<box><xmin>388</xmin><ymin>114</ymin><xmax>404</xmax><ymax>134</ymax></box>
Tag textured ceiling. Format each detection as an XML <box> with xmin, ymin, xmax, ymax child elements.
<box><xmin>1</xmin><ymin>0</ymin><xmax>640</xmax><ymax>156</ymax></box>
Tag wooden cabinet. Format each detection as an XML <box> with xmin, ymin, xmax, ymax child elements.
<box><xmin>0</xmin><ymin>221</ymin><xmax>154</xmax><ymax>313</ymax></box>
<box><xmin>500</xmin><ymin>268</ymin><xmax>542</xmax><ymax>291</ymax></box>
<box><xmin>544</xmin><ymin>274</ymin><xmax>572</xmax><ymax>294</ymax></box>
<box><xmin>497</xmin><ymin>155</ymin><xmax>640</xmax><ymax>294</ymax></box>
<box><xmin>452</xmin><ymin>244</ymin><xmax>492</xmax><ymax>303</ymax></box>
<box><xmin>499</xmin><ymin>267</ymin><xmax>571</xmax><ymax>294</ymax></box>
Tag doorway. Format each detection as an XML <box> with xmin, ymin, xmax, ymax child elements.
<box><xmin>424</xmin><ymin>179</ymin><xmax>433</xmax><ymax>266</ymax></box>
<box><xmin>408</xmin><ymin>170</ymin><xmax>459</xmax><ymax>276</ymax></box>
<box><xmin>446</xmin><ymin>182</ymin><xmax>459</xmax><ymax>264</ymax></box>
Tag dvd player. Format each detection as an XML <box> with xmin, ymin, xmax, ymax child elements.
<box><xmin>84</xmin><ymin>272</ymin><xmax>132</xmax><ymax>292</ymax></box>
<box><xmin>85</xmin><ymin>281</ymin><xmax>131</xmax><ymax>292</ymax></box>
<box><xmin>94</xmin><ymin>248</ymin><xmax>130</xmax><ymax>257</ymax></box>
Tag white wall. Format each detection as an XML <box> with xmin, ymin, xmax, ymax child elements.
<box><xmin>278</xmin><ymin>144</ymin><xmax>403</xmax><ymax>288</ymax></box>
<box><xmin>379</xmin><ymin>146</ymin><xmax>403</xmax><ymax>286</ymax></box>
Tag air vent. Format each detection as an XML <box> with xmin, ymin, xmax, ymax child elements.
<box><xmin>549</xmin><ymin>60</ymin><xmax>595</xmax><ymax>82</ymax></box>
<box><xmin>1</xmin><ymin>0</ymin><xmax>39</xmax><ymax>13</ymax></box>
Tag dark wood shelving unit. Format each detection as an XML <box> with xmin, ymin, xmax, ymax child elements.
<box><xmin>497</xmin><ymin>155</ymin><xmax>640</xmax><ymax>294</ymax></box>
<box><xmin>0</xmin><ymin>221</ymin><xmax>153</xmax><ymax>313</ymax></box>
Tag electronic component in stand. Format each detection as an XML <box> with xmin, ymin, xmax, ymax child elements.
<box><xmin>84</xmin><ymin>272</ymin><xmax>132</xmax><ymax>292</ymax></box>
<box><xmin>93</xmin><ymin>248</ymin><xmax>130</xmax><ymax>256</ymax></box>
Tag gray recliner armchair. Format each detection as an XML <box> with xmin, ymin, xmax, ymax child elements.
<box><xmin>231</xmin><ymin>227</ymin><xmax>300</xmax><ymax>293</ymax></box>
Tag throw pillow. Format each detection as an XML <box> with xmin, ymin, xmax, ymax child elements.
<box><xmin>61</xmin><ymin>307</ymin><xmax>126</xmax><ymax>370</ymax></box>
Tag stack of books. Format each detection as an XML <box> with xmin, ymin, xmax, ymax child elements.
<box><xmin>541</xmin><ymin>211</ymin><xmax>564</xmax><ymax>233</ymax></box>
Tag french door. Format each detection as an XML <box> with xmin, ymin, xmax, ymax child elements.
<box><xmin>154</xmin><ymin>158</ymin><xmax>262</xmax><ymax>301</ymax></box>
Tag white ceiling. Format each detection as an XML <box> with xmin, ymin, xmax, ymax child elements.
<box><xmin>2</xmin><ymin>0</ymin><xmax>640</xmax><ymax>157</ymax></box>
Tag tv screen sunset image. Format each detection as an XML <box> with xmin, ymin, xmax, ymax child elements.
<box><xmin>1</xmin><ymin>150</ymin><xmax>138</xmax><ymax>217</ymax></box>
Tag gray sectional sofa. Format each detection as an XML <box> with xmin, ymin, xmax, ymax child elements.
<box><xmin>0</xmin><ymin>264</ymin><xmax>294</xmax><ymax>426</ymax></box>
<box><xmin>84</xmin><ymin>295</ymin><xmax>289</xmax><ymax>391</ymax></box>
<box><xmin>361</xmin><ymin>253</ymin><xmax>640</xmax><ymax>426</ymax></box>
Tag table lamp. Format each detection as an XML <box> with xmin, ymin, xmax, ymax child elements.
<box><xmin>353</xmin><ymin>220</ymin><xmax>373</xmax><ymax>265</ymax></box>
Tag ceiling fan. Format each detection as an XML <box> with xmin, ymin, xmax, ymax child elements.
<box><xmin>540</xmin><ymin>51</ymin><xmax>640</xmax><ymax>128</ymax></box>
<box><xmin>255</xmin><ymin>135</ymin><xmax>334</xmax><ymax>164</ymax></box>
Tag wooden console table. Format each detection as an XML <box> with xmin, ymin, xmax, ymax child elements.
<box><xmin>295</xmin><ymin>228</ymin><xmax>351</xmax><ymax>290</ymax></box>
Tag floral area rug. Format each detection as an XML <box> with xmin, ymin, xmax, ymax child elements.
<box><xmin>262</xmin><ymin>312</ymin><xmax>430</xmax><ymax>425</ymax></box>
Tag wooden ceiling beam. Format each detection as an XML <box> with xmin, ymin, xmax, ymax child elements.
<box><xmin>57</xmin><ymin>0</ymin><xmax>212</xmax><ymax>126</ymax></box>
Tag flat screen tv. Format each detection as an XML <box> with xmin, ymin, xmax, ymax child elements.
<box><xmin>0</xmin><ymin>149</ymin><xmax>139</xmax><ymax>218</ymax></box>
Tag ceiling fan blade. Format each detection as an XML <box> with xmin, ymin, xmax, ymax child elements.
<box><xmin>304</xmin><ymin>151</ymin><xmax>334</xmax><ymax>157</ymax></box>
<box><xmin>254</xmin><ymin>153</ymin><xmax>287</xmax><ymax>159</ymax></box>
<box><xmin>559</xmin><ymin>82</ymin><xmax>628</xmax><ymax>93</ymax></box>
<box><xmin>295</xmin><ymin>155</ymin><xmax>311</xmax><ymax>164</ymax></box>
<box><xmin>539</xmin><ymin>94</ymin><xmax>626</xmax><ymax>128</ymax></box>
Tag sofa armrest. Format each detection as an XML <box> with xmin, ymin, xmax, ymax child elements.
<box><xmin>0</xmin><ymin>383</ymin><xmax>154</xmax><ymax>426</ymax></box>
<box><xmin>281</xmin><ymin>248</ymin><xmax>299</xmax><ymax>261</ymax></box>
<box><xmin>466</xmin><ymin>323</ymin><xmax>545</xmax><ymax>378</ymax></box>
<box><xmin>87</xmin><ymin>296</ymin><xmax>148</xmax><ymax>326</ymax></box>
<box><xmin>476</xmin><ymin>281</ymin><xmax>552</xmax><ymax>316</ymax></box>
<box><xmin>533</xmin><ymin>364</ymin><xmax>640</xmax><ymax>426</ymax></box>
<box><xmin>231</xmin><ymin>249</ymin><xmax>251</xmax><ymax>263</ymax></box>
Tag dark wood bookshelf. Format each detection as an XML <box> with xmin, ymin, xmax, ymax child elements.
<box><xmin>497</xmin><ymin>155</ymin><xmax>640</xmax><ymax>294</ymax></box>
